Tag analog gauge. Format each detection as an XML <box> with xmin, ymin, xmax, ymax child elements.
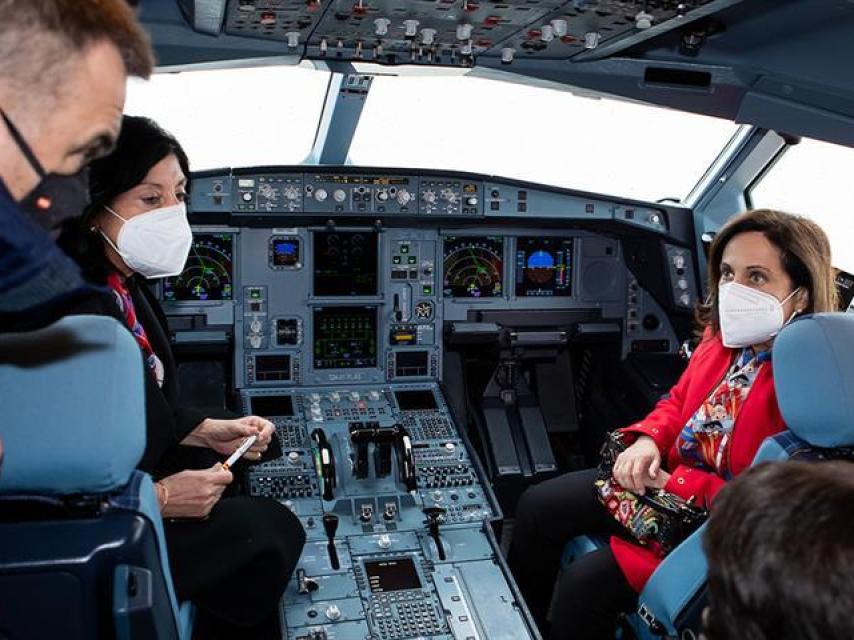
<box><xmin>163</xmin><ymin>233</ymin><xmax>234</xmax><ymax>302</ymax></box>
<box><xmin>414</xmin><ymin>301</ymin><xmax>434</xmax><ymax>320</ymax></box>
<box><xmin>443</xmin><ymin>236</ymin><xmax>504</xmax><ymax>298</ymax></box>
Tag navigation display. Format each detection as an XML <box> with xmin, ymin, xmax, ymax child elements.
<box><xmin>163</xmin><ymin>233</ymin><xmax>234</xmax><ymax>302</ymax></box>
<box><xmin>313</xmin><ymin>306</ymin><xmax>378</xmax><ymax>369</ymax></box>
<box><xmin>443</xmin><ymin>236</ymin><xmax>504</xmax><ymax>298</ymax></box>
<box><xmin>313</xmin><ymin>231</ymin><xmax>378</xmax><ymax>296</ymax></box>
<box><xmin>515</xmin><ymin>237</ymin><xmax>573</xmax><ymax>297</ymax></box>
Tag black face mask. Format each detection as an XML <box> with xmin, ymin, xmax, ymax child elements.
<box><xmin>1</xmin><ymin>109</ymin><xmax>91</xmax><ymax>230</ymax></box>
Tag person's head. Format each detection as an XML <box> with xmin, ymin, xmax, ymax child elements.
<box><xmin>703</xmin><ymin>461</ymin><xmax>854</xmax><ymax>640</ymax></box>
<box><xmin>90</xmin><ymin>115</ymin><xmax>192</xmax><ymax>278</ymax></box>
<box><xmin>697</xmin><ymin>209</ymin><xmax>837</xmax><ymax>346</ymax></box>
<box><xmin>0</xmin><ymin>0</ymin><xmax>153</xmax><ymax>202</ymax></box>
<box><xmin>59</xmin><ymin>115</ymin><xmax>191</xmax><ymax>280</ymax></box>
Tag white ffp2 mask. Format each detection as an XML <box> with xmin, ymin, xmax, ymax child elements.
<box><xmin>101</xmin><ymin>203</ymin><xmax>192</xmax><ymax>279</ymax></box>
<box><xmin>718</xmin><ymin>281</ymin><xmax>800</xmax><ymax>348</ymax></box>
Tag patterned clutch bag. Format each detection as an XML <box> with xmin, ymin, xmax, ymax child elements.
<box><xmin>594</xmin><ymin>431</ymin><xmax>708</xmax><ymax>555</ymax></box>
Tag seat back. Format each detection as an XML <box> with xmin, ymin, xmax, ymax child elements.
<box><xmin>0</xmin><ymin>315</ymin><xmax>185</xmax><ymax>639</ymax></box>
<box><xmin>635</xmin><ymin>312</ymin><xmax>854</xmax><ymax>638</ymax></box>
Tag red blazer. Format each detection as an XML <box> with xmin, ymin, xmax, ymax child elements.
<box><xmin>610</xmin><ymin>328</ymin><xmax>786</xmax><ymax>592</ymax></box>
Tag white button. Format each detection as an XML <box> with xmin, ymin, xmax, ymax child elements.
<box><xmin>377</xmin><ymin>534</ymin><xmax>392</xmax><ymax>549</ymax></box>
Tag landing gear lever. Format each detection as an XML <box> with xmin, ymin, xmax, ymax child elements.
<box><xmin>323</xmin><ymin>513</ymin><xmax>340</xmax><ymax>570</ymax></box>
<box><xmin>423</xmin><ymin>506</ymin><xmax>447</xmax><ymax>561</ymax></box>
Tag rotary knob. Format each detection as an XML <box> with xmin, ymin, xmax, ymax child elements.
<box><xmin>368</xmin><ymin>390</ymin><xmax>381</xmax><ymax>401</ymax></box>
<box><xmin>377</xmin><ymin>534</ymin><xmax>392</xmax><ymax>549</ymax></box>
<box><xmin>242</xmin><ymin>192</ymin><xmax>253</xmax><ymax>202</ymax></box>
<box><xmin>330</xmin><ymin>391</ymin><xmax>341</xmax><ymax>403</ymax></box>
<box><xmin>314</xmin><ymin>188</ymin><xmax>328</xmax><ymax>202</ymax></box>
<box><xmin>376</xmin><ymin>190</ymin><xmax>389</xmax><ymax>202</ymax></box>
<box><xmin>397</xmin><ymin>189</ymin><xmax>412</xmax><ymax>205</ymax></box>
<box><xmin>249</xmin><ymin>335</ymin><xmax>262</xmax><ymax>349</ymax></box>
<box><xmin>325</xmin><ymin>604</ymin><xmax>342</xmax><ymax>621</ymax></box>
<box><xmin>349</xmin><ymin>391</ymin><xmax>360</xmax><ymax>401</ymax></box>
<box><xmin>283</xmin><ymin>185</ymin><xmax>299</xmax><ymax>200</ymax></box>
<box><xmin>333</xmin><ymin>189</ymin><xmax>347</xmax><ymax>203</ymax></box>
<box><xmin>422</xmin><ymin>190</ymin><xmax>437</xmax><ymax>204</ymax></box>
<box><xmin>287</xmin><ymin>451</ymin><xmax>301</xmax><ymax>465</ymax></box>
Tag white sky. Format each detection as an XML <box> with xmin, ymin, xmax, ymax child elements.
<box><xmin>125</xmin><ymin>64</ymin><xmax>854</xmax><ymax>271</ymax></box>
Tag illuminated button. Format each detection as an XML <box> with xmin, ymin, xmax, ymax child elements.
<box><xmin>423</xmin><ymin>285</ymin><xmax>433</xmax><ymax>295</ymax></box>
<box><xmin>400</xmin><ymin>245</ymin><xmax>409</xmax><ymax>253</ymax></box>
<box><xmin>408</xmin><ymin>256</ymin><xmax>417</xmax><ymax>264</ymax></box>
<box><xmin>393</xmin><ymin>256</ymin><xmax>402</xmax><ymax>264</ymax></box>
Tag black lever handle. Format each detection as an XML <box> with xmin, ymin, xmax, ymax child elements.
<box><xmin>323</xmin><ymin>513</ymin><xmax>340</xmax><ymax>570</ymax></box>
<box><xmin>423</xmin><ymin>507</ymin><xmax>447</xmax><ymax>561</ymax></box>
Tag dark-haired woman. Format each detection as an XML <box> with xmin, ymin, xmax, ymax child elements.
<box><xmin>507</xmin><ymin>209</ymin><xmax>838</xmax><ymax>640</ymax></box>
<box><xmin>59</xmin><ymin>116</ymin><xmax>305</xmax><ymax>639</ymax></box>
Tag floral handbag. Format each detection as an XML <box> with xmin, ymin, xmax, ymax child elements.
<box><xmin>594</xmin><ymin>431</ymin><xmax>708</xmax><ymax>555</ymax></box>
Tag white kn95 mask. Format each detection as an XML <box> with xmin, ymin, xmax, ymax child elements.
<box><xmin>101</xmin><ymin>203</ymin><xmax>192</xmax><ymax>279</ymax></box>
<box><xmin>718</xmin><ymin>281</ymin><xmax>801</xmax><ymax>348</ymax></box>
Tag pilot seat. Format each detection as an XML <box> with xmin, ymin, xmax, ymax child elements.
<box><xmin>0</xmin><ymin>315</ymin><xmax>194</xmax><ymax>640</ymax></box>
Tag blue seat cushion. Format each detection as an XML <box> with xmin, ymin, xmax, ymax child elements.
<box><xmin>0</xmin><ymin>315</ymin><xmax>145</xmax><ymax>495</ymax></box>
<box><xmin>774</xmin><ymin>313</ymin><xmax>854</xmax><ymax>448</ymax></box>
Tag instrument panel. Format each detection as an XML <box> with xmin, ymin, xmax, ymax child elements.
<box><xmin>161</xmin><ymin>166</ymin><xmax>698</xmax><ymax>640</ymax></box>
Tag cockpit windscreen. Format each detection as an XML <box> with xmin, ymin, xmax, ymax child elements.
<box><xmin>313</xmin><ymin>305</ymin><xmax>379</xmax><ymax>370</ymax></box>
<box><xmin>313</xmin><ymin>231</ymin><xmax>379</xmax><ymax>296</ymax></box>
<box><xmin>163</xmin><ymin>233</ymin><xmax>234</xmax><ymax>302</ymax></box>
<box><xmin>515</xmin><ymin>237</ymin><xmax>573</xmax><ymax>297</ymax></box>
<box><xmin>443</xmin><ymin>236</ymin><xmax>504</xmax><ymax>298</ymax></box>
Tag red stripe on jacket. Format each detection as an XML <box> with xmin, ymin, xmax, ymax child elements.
<box><xmin>610</xmin><ymin>328</ymin><xmax>786</xmax><ymax>592</ymax></box>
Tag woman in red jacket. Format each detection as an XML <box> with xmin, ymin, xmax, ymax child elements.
<box><xmin>508</xmin><ymin>209</ymin><xmax>838</xmax><ymax>640</ymax></box>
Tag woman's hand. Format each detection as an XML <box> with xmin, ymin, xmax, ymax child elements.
<box><xmin>612</xmin><ymin>435</ymin><xmax>662</xmax><ymax>495</ymax></box>
<box><xmin>158</xmin><ymin>464</ymin><xmax>233</xmax><ymax>519</ymax></box>
<box><xmin>184</xmin><ymin>416</ymin><xmax>275</xmax><ymax>459</ymax></box>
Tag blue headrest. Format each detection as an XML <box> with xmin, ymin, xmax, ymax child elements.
<box><xmin>773</xmin><ymin>313</ymin><xmax>854</xmax><ymax>448</ymax></box>
<box><xmin>0</xmin><ymin>315</ymin><xmax>145</xmax><ymax>495</ymax></box>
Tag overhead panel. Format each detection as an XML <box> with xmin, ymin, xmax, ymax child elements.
<box><xmin>219</xmin><ymin>0</ymin><xmax>740</xmax><ymax>67</ymax></box>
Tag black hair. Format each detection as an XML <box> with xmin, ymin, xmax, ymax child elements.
<box><xmin>58</xmin><ymin>115</ymin><xmax>190</xmax><ymax>281</ymax></box>
<box><xmin>704</xmin><ymin>461</ymin><xmax>854</xmax><ymax>640</ymax></box>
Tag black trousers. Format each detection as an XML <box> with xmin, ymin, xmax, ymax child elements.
<box><xmin>159</xmin><ymin>446</ymin><xmax>306</xmax><ymax>639</ymax></box>
<box><xmin>508</xmin><ymin>469</ymin><xmax>637</xmax><ymax>640</ymax></box>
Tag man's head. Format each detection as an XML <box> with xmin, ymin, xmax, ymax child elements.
<box><xmin>0</xmin><ymin>0</ymin><xmax>154</xmax><ymax>200</ymax></box>
<box><xmin>704</xmin><ymin>461</ymin><xmax>854</xmax><ymax>640</ymax></box>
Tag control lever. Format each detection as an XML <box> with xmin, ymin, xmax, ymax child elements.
<box><xmin>423</xmin><ymin>506</ymin><xmax>447</xmax><ymax>561</ymax></box>
<box><xmin>323</xmin><ymin>512</ymin><xmax>340</xmax><ymax>570</ymax></box>
<box><xmin>311</xmin><ymin>429</ymin><xmax>337</xmax><ymax>501</ymax></box>
<box><xmin>296</xmin><ymin>568</ymin><xmax>319</xmax><ymax>595</ymax></box>
<box><xmin>393</xmin><ymin>293</ymin><xmax>403</xmax><ymax>322</ymax></box>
